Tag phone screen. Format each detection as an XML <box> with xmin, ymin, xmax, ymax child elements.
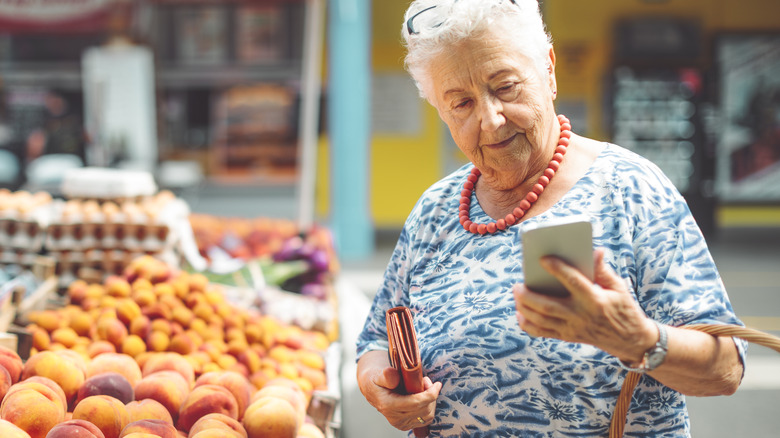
<box><xmin>521</xmin><ymin>217</ymin><xmax>594</xmax><ymax>297</ymax></box>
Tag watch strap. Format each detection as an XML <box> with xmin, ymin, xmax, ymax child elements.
<box><xmin>618</xmin><ymin>320</ymin><xmax>668</xmax><ymax>373</ymax></box>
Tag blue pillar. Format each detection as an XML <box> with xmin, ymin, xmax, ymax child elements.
<box><xmin>328</xmin><ymin>0</ymin><xmax>374</xmax><ymax>261</ymax></box>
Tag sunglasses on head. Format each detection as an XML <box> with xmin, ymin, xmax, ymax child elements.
<box><xmin>406</xmin><ymin>0</ymin><xmax>519</xmax><ymax>35</ymax></box>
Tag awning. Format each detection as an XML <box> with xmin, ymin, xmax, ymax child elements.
<box><xmin>0</xmin><ymin>0</ymin><xmax>131</xmax><ymax>33</ymax></box>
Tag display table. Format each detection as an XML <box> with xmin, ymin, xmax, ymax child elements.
<box><xmin>336</xmin><ymin>273</ymin><xmax>405</xmax><ymax>438</ymax></box>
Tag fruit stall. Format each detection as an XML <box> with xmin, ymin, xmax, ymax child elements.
<box><xmin>0</xmin><ymin>168</ymin><xmax>342</xmax><ymax>438</ymax></box>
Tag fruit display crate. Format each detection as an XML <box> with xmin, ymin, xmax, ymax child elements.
<box><xmin>0</xmin><ymin>252</ymin><xmax>341</xmax><ymax>438</ymax></box>
<box><xmin>0</xmin><ymin>255</ymin><xmax>58</xmax><ymax>356</ymax></box>
<box><xmin>308</xmin><ymin>341</ymin><xmax>343</xmax><ymax>438</ymax></box>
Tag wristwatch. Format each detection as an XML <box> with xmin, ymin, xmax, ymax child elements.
<box><xmin>618</xmin><ymin>320</ymin><xmax>668</xmax><ymax>373</ymax></box>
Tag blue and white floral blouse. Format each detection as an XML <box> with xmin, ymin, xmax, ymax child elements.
<box><xmin>356</xmin><ymin>143</ymin><xmax>746</xmax><ymax>437</ymax></box>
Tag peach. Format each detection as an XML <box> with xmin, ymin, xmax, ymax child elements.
<box><xmin>30</xmin><ymin>326</ymin><xmax>51</xmax><ymax>351</ymax></box>
<box><xmin>169</xmin><ymin>332</ymin><xmax>196</xmax><ymax>355</ymax></box>
<box><xmin>54</xmin><ymin>349</ymin><xmax>88</xmax><ymax>375</ymax></box>
<box><xmin>129</xmin><ymin>315</ymin><xmax>151</xmax><ymax>339</ymax></box>
<box><xmin>50</xmin><ymin>327</ymin><xmax>79</xmax><ymax>348</ymax></box>
<box><xmin>142</xmin><ymin>303</ymin><xmax>172</xmax><ymax>321</ymax></box>
<box><xmin>251</xmin><ymin>384</ymin><xmax>307</xmax><ymax>427</ymax></box>
<box><xmin>191</xmin><ymin>302</ymin><xmax>213</xmax><ymax>322</ymax></box>
<box><xmin>0</xmin><ymin>365</ymin><xmax>11</xmax><ymax>400</ymax></box>
<box><xmin>125</xmin><ymin>399</ymin><xmax>174</xmax><ymax>425</ymax></box>
<box><xmin>99</xmin><ymin>295</ymin><xmax>118</xmax><ymax>310</ymax></box>
<box><xmin>133</xmin><ymin>371</ymin><xmax>190</xmax><ymax>423</ymax></box>
<box><xmin>198</xmin><ymin>342</ymin><xmax>223</xmax><ymax>362</ymax></box>
<box><xmin>121</xmin><ymin>335</ymin><xmax>147</xmax><ymax>358</ymax></box>
<box><xmin>87</xmin><ymin>353</ymin><xmax>143</xmax><ymax>388</ymax></box>
<box><xmin>151</xmin><ymin>263</ymin><xmax>173</xmax><ymax>284</ymax></box>
<box><xmin>236</xmin><ymin>349</ymin><xmax>262</xmax><ymax>375</ymax></box>
<box><xmin>158</xmin><ymin>297</ymin><xmax>183</xmax><ymax>319</ymax></box>
<box><xmin>150</xmin><ymin>319</ymin><xmax>172</xmax><ymax>336</ymax></box>
<box><xmin>242</xmin><ymin>397</ymin><xmax>298</xmax><ymax>438</ymax></box>
<box><xmin>177</xmin><ymin>384</ymin><xmax>239</xmax><ymax>433</ymax></box>
<box><xmin>190</xmin><ymin>430</ymin><xmax>244</xmax><ymax>438</ymax></box>
<box><xmin>96</xmin><ymin>317</ymin><xmax>129</xmax><ymax>348</ymax></box>
<box><xmin>194</xmin><ymin>371</ymin><xmax>252</xmax><ymax>420</ymax></box>
<box><xmin>46</xmin><ymin>419</ymin><xmax>106</xmax><ymax>438</ymax></box>
<box><xmin>249</xmin><ymin>369</ymin><xmax>277</xmax><ymax>390</ymax></box>
<box><xmin>0</xmin><ymin>419</ymin><xmax>31</xmax><ymax>437</ymax></box>
<box><xmin>188</xmin><ymin>413</ymin><xmax>247</xmax><ymax>438</ymax></box>
<box><xmin>0</xmin><ymin>386</ymin><xmax>66</xmax><ymax>438</ymax></box>
<box><xmin>116</xmin><ymin>299</ymin><xmax>142</xmax><ymax>326</ymax></box>
<box><xmin>146</xmin><ymin>331</ymin><xmax>170</xmax><ymax>352</ymax></box>
<box><xmin>88</xmin><ymin>341</ymin><xmax>117</xmax><ymax>358</ymax></box>
<box><xmin>171</xmin><ymin>307</ymin><xmax>194</xmax><ymax>329</ymax></box>
<box><xmin>120</xmin><ymin>434</ymin><xmax>160</xmax><ymax>438</ymax></box>
<box><xmin>262</xmin><ymin>377</ymin><xmax>306</xmax><ymax>393</ymax></box>
<box><xmin>132</xmin><ymin>289</ymin><xmax>156</xmax><ymax>308</ymax></box>
<box><xmin>298</xmin><ymin>367</ymin><xmax>326</xmax><ymax>392</ymax></box>
<box><xmin>142</xmin><ymin>352</ymin><xmax>195</xmax><ymax>385</ymax></box>
<box><xmin>72</xmin><ymin>395</ymin><xmax>130</xmax><ymax>438</ymax></box>
<box><xmin>134</xmin><ymin>352</ymin><xmax>155</xmax><ymax>371</ymax></box>
<box><xmin>27</xmin><ymin>310</ymin><xmax>63</xmax><ymax>333</ymax></box>
<box><xmin>297</xmin><ymin>423</ymin><xmax>325</xmax><ymax>438</ymax></box>
<box><xmin>68</xmin><ymin>280</ymin><xmax>90</xmax><ymax>305</ymax></box>
<box><xmin>187</xmin><ymin>351</ymin><xmax>211</xmax><ymax>369</ymax></box>
<box><xmin>296</xmin><ymin>351</ymin><xmax>325</xmax><ymax>371</ymax></box>
<box><xmin>21</xmin><ymin>350</ymin><xmax>85</xmax><ymax>406</ymax></box>
<box><xmin>76</xmin><ymin>372</ymin><xmax>135</xmax><ymax>405</ymax></box>
<box><xmin>69</xmin><ymin>311</ymin><xmax>94</xmax><ymax>337</ymax></box>
<box><xmin>0</xmin><ymin>345</ymin><xmax>23</xmax><ymax>383</ymax></box>
<box><xmin>14</xmin><ymin>376</ymin><xmax>68</xmax><ymax>410</ymax></box>
<box><xmin>292</xmin><ymin>378</ymin><xmax>314</xmax><ymax>400</ymax></box>
<box><xmin>131</xmin><ymin>278</ymin><xmax>153</xmax><ymax>292</ymax></box>
<box><xmin>105</xmin><ymin>276</ymin><xmax>132</xmax><ymax>298</ymax></box>
<box><xmin>117</xmin><ymin>419</ymin><xmax>178</xmax><ymax>438</ymax></box>
<box><xmin>243</xmin><ymin>325</ymin><xmax>262</xmax><ymax>346</ymax></box>
<box><xmin>153</xmin><ymin>282</ymin><xmax>175</xmax><ymax>297</ymax></box>
<box><xmin>188</xmin><ymin>273</ymin><xmax>209</xmax><ymax>293</ymax></box>
<box><xmin>86</xmin><ymin>283</ymin><xmax>106</xmax><ymax>299</ymax></box>
<box><xmin>216</xmin><ymin>354</ymin><xmax>238</xmax><ymax>371</ymax></box>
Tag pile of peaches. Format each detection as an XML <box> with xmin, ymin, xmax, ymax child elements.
<box><xmin>0</xmin><ymin>255</ymin><xmax>332</xmax><ymax>438</ymax></box>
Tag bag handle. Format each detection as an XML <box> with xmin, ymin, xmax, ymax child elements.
<box><xmin>609</xmin><ymin>324</ymin><xmax>780</xmax><ymax>438</ymax></box>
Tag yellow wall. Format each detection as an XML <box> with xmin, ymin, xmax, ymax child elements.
<box><xmin>317</xmin><ymin>0</ymin><xmax>780</xmax><ymax>228</ymax></box>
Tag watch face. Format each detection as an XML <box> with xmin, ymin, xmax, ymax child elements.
<box><xmin>646</xmin><ymin>347</ymin><xmax>667</xmax><ymax>370</ymax></box>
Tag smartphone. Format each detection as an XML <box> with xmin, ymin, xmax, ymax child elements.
<box><xmin>521</xmin><ymin>216</ymin><xmax>594</xmax><ymax>297</ymax></box>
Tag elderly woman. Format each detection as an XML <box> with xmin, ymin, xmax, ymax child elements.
<box><xmin>356</xmin><ymin>0</ymin><xmax>745</xmax><ymax>436</ymax></box>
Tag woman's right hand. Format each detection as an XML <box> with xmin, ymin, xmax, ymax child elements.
<box><xmin>357</xmin><ymin>350</ymin><xmax>442</xmax><ymax>432</ymax></box>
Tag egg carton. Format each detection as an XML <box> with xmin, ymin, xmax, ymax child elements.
<box><xmin>45</xmin><ymin>221</ymin><xmax>175</xmax><ymax>253</ymax></box>
<box><xmin>0</xmin><ymin>219</ymin><xmax>47</xmax><ymax>252</ymax></box>
<box><xmin>61</xmin><ymin>167</ymin><xmax>158</xmax><ymax>200</ymax></box>
<box><xmin>44</xmin><ymin>197</ymin><xmax>188</xmax><ymax>253</ymax></box>
<box><xmin>0</xmin><ymin>249</ymin><xmax>41</xmax><ymax>269</ymax></box>
<box><xmin>0</xmin><ymin>201</ymin><xmax>53</xmax><ymax>252</ymax></box>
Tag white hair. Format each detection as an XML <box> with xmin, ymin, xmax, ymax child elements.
<box><xmin>402</xmin><ymin>0</ymin><xmax>553</xmax><ymax>100</ymax></box>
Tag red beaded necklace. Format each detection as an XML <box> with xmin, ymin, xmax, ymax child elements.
<box><xmin>459</xmin><ymin>114</ymin><xmax>572</xmax><ymax>235</ymax></box>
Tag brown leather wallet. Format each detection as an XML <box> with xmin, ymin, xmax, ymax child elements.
<box><xmin>386</xmin><ymin>306</ymin><xmax>428</xmax><ymax>437</ymax></box>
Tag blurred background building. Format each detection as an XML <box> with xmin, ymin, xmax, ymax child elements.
<box><xmin>1</xmin><ymin>0</ymin><xmax>779</xmax><ymax>251</ymax></box>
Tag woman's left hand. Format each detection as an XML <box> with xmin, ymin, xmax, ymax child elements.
<box><xmin>513</xmin><ymin>248</ymin><xmax>656</xmax><ymax>363</ymax></box>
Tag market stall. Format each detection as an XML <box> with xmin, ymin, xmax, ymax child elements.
<box><xmin>0</xmin><ymin>168</ymin><xmax>342</xmax><ymax>438</ymax></box>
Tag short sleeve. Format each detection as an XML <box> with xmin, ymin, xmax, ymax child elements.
<box><xmin>628</xmin><ymin>171</ymin><xmax>748</xmax><ymax>362</ymax></box>
<box><xmin>355</xmin><ymin>225</ymin><xmax>413</xmax><ymax>360</ymax></box>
